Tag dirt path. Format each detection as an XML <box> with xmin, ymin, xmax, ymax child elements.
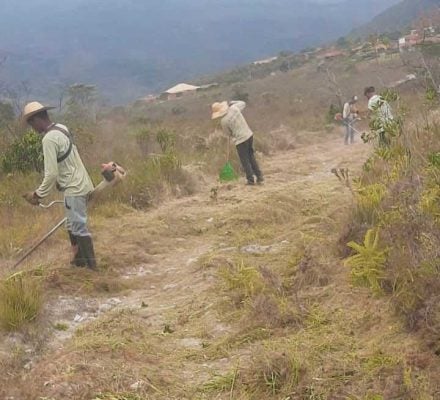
<box><xmin>2</xmin><ymin>135</ymin><xmax>380</xmax><ymax>399</ymax></box>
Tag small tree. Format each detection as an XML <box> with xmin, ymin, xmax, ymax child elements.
<box><xmin>0</xmin><ymin>101</ymin><xmax>15</xmax><ymax>135</ymax></box>
<box><xmin>65</xmin><ymin>83</ymin><xmax>98</xmax><ymax>122</ymax></box>
<box><xmin>1</xmin><ymin>130</ymin><xmax>43</xmax><ymax>173</ymax></box>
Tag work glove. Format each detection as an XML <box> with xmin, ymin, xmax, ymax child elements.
<box><xmin>23</xmin><ymin>191</ymin><xmax>41</xmax><ymax>206</ymax></box>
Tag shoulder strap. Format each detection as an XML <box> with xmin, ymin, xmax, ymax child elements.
<box><xmin>51</xmin><ymin>124</ymin><xmax>74</xmax><ymax>163</ymax></box>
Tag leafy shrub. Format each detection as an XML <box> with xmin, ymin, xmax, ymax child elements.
<box><xmin>0</xmin><ymin>273</ymin><xmax>43</xmax><ymax>331</ymax></box>
<box><xmin>1</xmin><ymin>130</ymin><xmax>43</xmax><ymax>173</ymax></box>
<box><xmin>156</xmin><ymin>128</ymin><xmax>176</xmax><ymax>152</ymax></box>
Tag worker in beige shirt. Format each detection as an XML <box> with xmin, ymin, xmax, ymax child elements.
<box><xmin>211</xmin><ymin>100</ymin><xmax>263</xmax><ymax>185</ymax></box>
<box><xmin>22</xmin><ymin>102</ymin><xmax>97</xmax><ymax>269</ymax></box>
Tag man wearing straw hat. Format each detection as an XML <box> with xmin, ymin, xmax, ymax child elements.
<box><xmin>211</xmin><ymin>100</ymin><xmax>263</xmax><ymax>185</ymax></box>
<box><xmin>22</xmin><ymin>101</ymin><xmax>97</xmax><ymax>270</ymax></box>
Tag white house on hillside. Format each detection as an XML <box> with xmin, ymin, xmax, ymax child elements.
<box><xmin>160</xmin><ymin>83</ymin><xmax>200</xmax><ymax>100</ymax></box>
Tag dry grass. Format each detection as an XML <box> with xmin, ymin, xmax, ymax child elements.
<box><xmin>1</xmin><ymin>52</ymin><xmax>440</xmax><ymax>399</ymax></box>
<box><xmin>0</xmin><ymin>272</ymin><xmax>43</xmax><ymax>330</ymax></box>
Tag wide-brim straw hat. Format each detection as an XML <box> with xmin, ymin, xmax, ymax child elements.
<box><xmin>22</xmin><ymin>101</ymin><xmax>55</xmax><ymax>122</ymax></box>
<box><xmin>211</xmin><ymin>101</ymin><xmax>229</xmax><ymax>120</ymax></box>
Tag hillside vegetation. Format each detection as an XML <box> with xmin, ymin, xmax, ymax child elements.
<box><xmin>0</xmin><ymin>44</ymin><xmax>440</xmax><ymax>399</ymax></box>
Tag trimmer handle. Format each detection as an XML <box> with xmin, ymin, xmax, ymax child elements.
<box><xmin>39</xmin><ymin>200</ymin><xmax>64</xmax><ymax>209</ymax></box>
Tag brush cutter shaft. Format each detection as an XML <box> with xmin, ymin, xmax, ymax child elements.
<box><xmin>12</xmin><ymin>217</ymin><xmax>67</xmax><ymax>269</ymax></box>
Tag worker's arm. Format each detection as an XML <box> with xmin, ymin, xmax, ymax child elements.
<box><xmin>35</xmin><ymin>136</ymin><xmax>59</xmax><ymax>198</ymax></box>
<box><xmin>229</xmin><ymin>100</ymin><xmax>246</xmax><ymax>111</ymax></box>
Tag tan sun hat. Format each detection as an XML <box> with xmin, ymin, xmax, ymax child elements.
<box><xmin>22</xmin><ymin>101</ymin><xmax>55</xmax><ymax>122</ymax></box>
<box><xmin>211</xmin><ymin>101</ymin><xmax>229</xmax><ymax>120</ymax></box>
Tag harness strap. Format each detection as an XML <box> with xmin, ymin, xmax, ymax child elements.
<box><xmin>50</xmin><ymin>124</ymin><xmax>74</xmax><ymax>163</ymax></box>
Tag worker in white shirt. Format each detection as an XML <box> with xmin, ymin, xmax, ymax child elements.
<box><xmin>342</xmin><ymin>96</ymin><xmax>359</xmax><ymax>145</ymax></box>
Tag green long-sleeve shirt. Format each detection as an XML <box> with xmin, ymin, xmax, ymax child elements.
<box><xmin>35</xmin><ymin>124</ymin><xmax>94</xmax><ymax>198</ymax></box>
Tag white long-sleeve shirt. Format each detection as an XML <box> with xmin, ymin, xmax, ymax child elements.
<box><xmin>35</xmin><ymin>124</ymin><xmax>94</xmax><ymax>198</ymax></box>
<box><xmin>220</xmin><ymin>101</ymin><xmax>254</xmax><ymax>145</ymax></box>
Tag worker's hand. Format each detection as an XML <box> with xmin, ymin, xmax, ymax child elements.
<box><xmin>23</xmin><ymin>192</ymin><xmax>41</xmax><ymax>206</ymax></box>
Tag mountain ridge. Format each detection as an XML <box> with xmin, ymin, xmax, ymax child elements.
<box><xmin>352</xmin><ymin>0</ymin><xmax>440</xmax><ymax>37</ymax></box>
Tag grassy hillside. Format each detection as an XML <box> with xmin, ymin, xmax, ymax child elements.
<box><xmin>1</xmin><ymin>49</ymin><xmax>440</xmax><ymax>398</ymax></box>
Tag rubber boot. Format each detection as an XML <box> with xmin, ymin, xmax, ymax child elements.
<box><xmin>77</xmin><ymin>236</ymin><xmax>97</xmax><ymax>270</ymax></box>
<box><xmin>68</xmin><ymin>231</ymin><xmax>85</xmax><ymax>267</ymax></box>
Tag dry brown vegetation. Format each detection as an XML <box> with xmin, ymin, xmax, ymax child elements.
<box><xmin>0</xmin><ymin>52</ymin><xmax>440</xmax><ymax>399</ymax></box>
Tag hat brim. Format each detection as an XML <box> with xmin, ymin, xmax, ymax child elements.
<box><xmin>211</xmin><ymin>110</ymin><xmax>228</xmax><ymax>120</ymax></box>
<box><xmin>22</xmin><ymin>106</ymin><xmax>56</xmax><ymax>122</ymax></box>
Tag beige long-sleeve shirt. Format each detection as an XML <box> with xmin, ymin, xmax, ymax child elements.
<box><xmin>35</xmin><ymin>124</ymin><xmax>94</xmax><ymax>198</ymax></box>
<box><xmin>220</xmin><ymin>101</ymin><xmax>253</xmax><ymax>145</ymax></box>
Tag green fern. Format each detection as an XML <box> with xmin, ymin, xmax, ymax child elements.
<box><xmin>345</xmin><ymin>229</ymin><xmax>387</xmax><ymax>294</ymax></box>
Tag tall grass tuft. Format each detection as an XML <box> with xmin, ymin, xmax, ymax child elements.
<box><xmin>0</xmin><ymin>273</ymin><xmax>43</xmax><ymax>331</ymax></box>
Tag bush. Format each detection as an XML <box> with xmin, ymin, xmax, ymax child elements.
<box><xmin>326</xmin><ymin>104</ymin><xmax>340</xmax><ymax>124</ymax></box>
<box><xmin>1</xmin><ymin>130</ymin><xmax>43</xmax><ymax>173</ymax></box>
<box><xmin>134</xmin><ymin>128</ymin><xmax>155</xmax><ymax>156</ymax></box>
<box><xmin>0</xmin><ymin>273</ymin><xmax>43</xmax><ymax>331</ymax></box>
<box><xmin>0</xmin><ymin>102</ymin><xmax>14</xmax><ymax>128</ymax></box>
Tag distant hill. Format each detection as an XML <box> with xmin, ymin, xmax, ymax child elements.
<box><xmin>352</xmin><ymin>0</ymin><xmax>439</xmax><ymax>38</ymax></box>
<box><xmin>0</xmin><ymin>0</ymin><xmax>400</xmax><ymax>103</ymax></box>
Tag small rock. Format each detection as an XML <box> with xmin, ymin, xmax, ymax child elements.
<box><xmin>73</xmin><ymin>314</ymin><xmax>84</xmax><ymax>323</ymax></box>
<box><xmin>240</xmin><ymin>244</ymin><xmax>273</xmax><ymax>254</ymax></box>
<box><xmin>130</xmin><ymin>381</ymin><xmax>143</xmax><ymax>390</ymax></box>
<box><xmin>99</xmin><ymin>304</ymin><xmax>112</xmax><ymax>313</ymax></box>
<box><xmin>207</xmin><ymin>217</ymin><xmax>214</xmax><ymax>223</ymax></box>
<box><xmin>163</xmin><ymin>284</ymin><xmax>178</xmax><ymax>290</ymax></box>
<box><xmin>24</xmin><ymin>361</ymin><xmax>33</xmax><ymax>370</ymax></box>
<box><xmin>108</xmin><ymin>298</ymin><xmax>122</xmax><ymax>305</ymax></box>
<box><xmin>179</xmin><ymin>338</ymin><xmax>202</xmax><ymax>349</ymax></box>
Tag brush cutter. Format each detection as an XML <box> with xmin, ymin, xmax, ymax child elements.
<box><xmin>10</xmin><ymin>162</ymin><xmax>126</xmax><ymax>270</ymax></box>
<box><xmin>219</xmin><ymin>135</ymin><xmax>238</xmax><ymax>182</ymax></box>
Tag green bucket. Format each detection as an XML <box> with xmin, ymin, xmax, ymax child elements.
<box><xmin>219</xmin><ymin>161</ymin><xmax>238</xmax><ymax>182</ymax></box>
